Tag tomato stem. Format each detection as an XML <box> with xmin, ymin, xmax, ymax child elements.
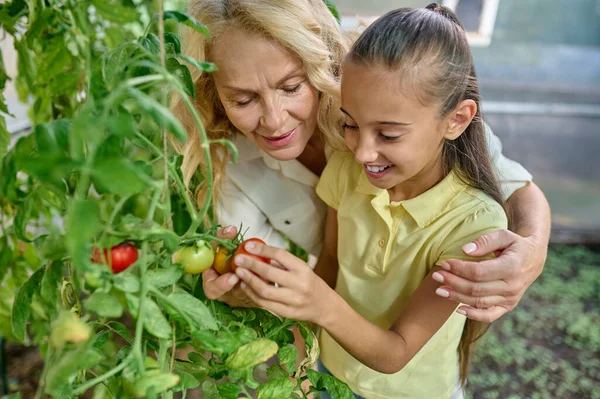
<box><xmin>72</xmin><ymin>357</ymin><xmax>131</xmax><ymax>396</ymax></box>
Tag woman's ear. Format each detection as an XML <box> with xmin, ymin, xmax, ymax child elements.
<box><xmin>444</xmin><ymin>99</ymin><xmax>477</xmax><ymax>140</ymax></box>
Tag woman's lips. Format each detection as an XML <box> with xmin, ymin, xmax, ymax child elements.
<box><xmin>261</xmin><ymin>128</ymin><xmax>296</xmax><ymax>148</ymax></box>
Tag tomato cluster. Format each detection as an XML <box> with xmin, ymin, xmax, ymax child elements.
<box><xmin>172</xmin><ymin>237</ymin><xmax>269</xmax><ymax>275</ymax></box>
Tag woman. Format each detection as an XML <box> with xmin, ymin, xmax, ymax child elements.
<box><xmin>172</xmin><ymin>0</ymin><xmax>551</xmax><ymax>323</ymax></box>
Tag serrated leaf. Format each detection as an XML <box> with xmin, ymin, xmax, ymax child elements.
<box><xmin>41</xmin><ymin>261</ymin><xmax>63</xmax><ymax>316</ymax></box>
<box><xmin>128</xmin><ymin>296</ymin><xmax>171</xmax><ymax>339</ymax></box>
<box><xmin>113</xmin><ymin>271</ymin><xmax>140</xmax><ymax>293</ymax></box>
<box><xmin>257</xmin><ymin>378</ymin><xmax>295</xmax><ymax>399</ymax></box>
<box><xmin>163</xmin><ymin>11</ymin><xmax>210</xmax><ymax>37</ymax></box>
<box><xmin>167</xmin><ymin>57</ymin><xmax>195</xmax><ymax>99</ymax></box>
<box><xmin>278</xmin><ymin>345</ymin><xmax>298</xmax><ymax>373</ymax></box>
<box><xmin>85</xmin><ymin>292</ymin><xmax>124</xmax><ymax>318</ymax></box>
<box><xmin>166</xmin><ymin>290</ymin><xmax>217</xmax><ymax>331</ymax></box>
<box><xmin>92</xmin><ymin>157</ymin><xmax>151</xmax><ymax>196</ymax></box>
<box><xmin>201</xmin><ymin>381</ymin><xmax>222</xmax><ymax>399</ymax></box>
<box><xmin>108</xmin><ymin>321</ymin><xmax>132</xmax><ymax>342</ymax></box>
<box><xmin>164</xmin><ymin>32</ymin><xmax>181</xmax><ymax>55</ymax></box>
<box><xmin>225</xmin><ymin>338</ymin><xmax>278</xmax><ymax>370</ymax></box>
<box><xmin>307</xmin><ymin>369</ymin><xmax>354</xmax><ymax>399</ymax></box>
<box><xmin>171</xmin><ymin>371</ymin><xmax>200</xmax><ymax>392</ymax></box>
<box><xmin>266</xmin><ymin>363</ymin><xmax>289</xmax><ymax>381</ymax></box>
<box><xmin>130</xmin><ymin>373</ymin><xmax>180</xmax><ymax>397</ymax></box>
<box><xmin>11</xmin><ymin>266</ymin><xmax>45</xmax><ymax>341</ymax></box>
<box><xmin>128</xmin><ymin>88</ymin><xmax>187</xmax><ymax>142</ymax></box>
<box><xmin>217</xmin><ymin>382</ymin><xmax>240</xmax><ymax>399</ymax></box>
<box><xmin>147</xmin><ymin>264</ymin><xmax>184</xmax><ymax>288</ymax></box>
<box><xmin>92</xmin><ymin>0</ymin><xmax>140</xmax><ymax>24</ymax></box>
<box><xmin>178</xmin><ymin>54</ymin><xmax>217</xmax><ymax>73</ymax></box>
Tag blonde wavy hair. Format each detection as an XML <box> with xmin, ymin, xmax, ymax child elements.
<box><xmin>171</xmin><ymin>0</ymin><xmax>348</xmax><ymax>211</ymax></box>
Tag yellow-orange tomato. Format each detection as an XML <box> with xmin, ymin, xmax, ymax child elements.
<box><xmin>212</xmin><ymin>246</ymin><xmax>233</xmax><ymax>274</ymax></box>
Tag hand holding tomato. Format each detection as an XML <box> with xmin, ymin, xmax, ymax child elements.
<box><xmin>92</xmin><ymin>242</ymin><xmax>138</xmax><ymax>274</ymax></box>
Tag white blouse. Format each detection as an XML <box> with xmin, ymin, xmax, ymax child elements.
<box><xmin>216</xmin><ymin>125</ymin><xmax>532</xmax><ymax>257</ymax></box>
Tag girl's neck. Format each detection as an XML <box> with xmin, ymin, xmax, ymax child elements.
<box><xmin>297</xmin><ymin>131</ymin><xmax>327</xmax><ymax>177</ymax></box>
<box><xmin>388</xmin><ymin>156</ymin><xmax>446</xmax><ymax>202</ymax></box>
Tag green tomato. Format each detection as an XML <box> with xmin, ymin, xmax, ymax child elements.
<box><xmin>173</xmin><ymin>240</ymin><xmax>214</xmax><ymax>275</ymax></box>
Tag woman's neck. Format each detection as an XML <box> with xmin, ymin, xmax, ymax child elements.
<box><xmin>297</xmin><ymin>132</ymin><xmax>327</xmax><ymax>177</ymax></box>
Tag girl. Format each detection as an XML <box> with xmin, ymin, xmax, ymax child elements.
<box><xmin>230</xmin><ymin>4</ymin><xmax>507</xmax><ymax>398</ymax></box>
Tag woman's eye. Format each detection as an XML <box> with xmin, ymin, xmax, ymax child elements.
<box><xmin>282</xmin><ymin>83</ymin><xmax>302</xmax><ymax>94</ymax></box>
<box><xmin>235</xmin><ymin>98</ymin><xmax>253</xmax><ymax>107</ymax></box>
<box><xmin>380</xmin><ymin>133</ymin><xmax>399</xmax><ymax>142</ymax></box>
<box><xmin>342</xmin><ymin>123</ymin><xmax>358</xmax><ymax>130</ymax></box>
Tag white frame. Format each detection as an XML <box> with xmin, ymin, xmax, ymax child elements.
<box><xmin>443</xmin><ymin>0</ymin><xmax>500</xmax><ymax>47</ymax></box>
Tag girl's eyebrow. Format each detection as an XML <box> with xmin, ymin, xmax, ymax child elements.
<box><xmin>222</xmin><ymin>69</ymin><xmax>304</xmax><ymax>92</ymax></box>
<box><xmin>340</xmin><ymin>108</ymin><xmax>412</xmax><ymax>126</ymax></box>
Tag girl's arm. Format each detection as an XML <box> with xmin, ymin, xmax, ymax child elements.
<box><xmin>233</xmin><ymin>207</ymin><xmax>456</xmax><ymax>374</ymax></box>
<box><xmin>312</xmin><ymin>207</ymin><xmax>339</xmax><ymax>289</ymax></box>
<box><xmin>436</xmin><ymin>182</ymin><xmax>550</xmax><ymax>322</ymax></box>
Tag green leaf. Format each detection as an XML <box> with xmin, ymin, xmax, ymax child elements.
<box><xmin>165</xmin><ymin>290</ymin><xmax>217</xmax><ymax>331</ymax></box>
<box><xmin>41</xmin><ymin>261</ymin><xmax>63</xmax><ymax>317</ymax></box>
<box><xmin>225</xmin><ymin>338</ymin><xmax>278</xmax><ymax>370</ymax></box>
<box><xmin>130</xmin><ymin>373</ymin><xmax>180</xmax><ymax>397</ymax></box>
<box><xmin>0</xmin><ymin>114</ymin><xmax>8</xmax><ymax>160</ymax></box>
<box><xmin>92</xmin><ymin>158</ymin><xmax>151</xmax><ymax>196</ymax></box>
<box><xmin>192</xmin><ymin>326</ymin><xmax>257</xmax><ymax>357</ymax></box>
<box><xmin>92</xmin><ymin>0</ymin><xmax>140</xmax><ymax>24</ymax></box>
<box><xmin>171</xmin><ymin>371</ymin><xmax>200</xmax><ymax>392</ymax></box>
<box><xmin>217</xmin><ymin>382</ymin><xmax>240</xmax><ymax>399</ymax></box>
<box><xmin>85</xmin><ymin>292</ymin><xmax>124</xmax><ymax>318</ymax></box>
<box><xmin>118</xmin><ymin>215</ymin><xmax>180</xmax><ymax>252</ymax></box>
<box><xmin>129</xmin><ymin>296</ymin><xmax>172</xmax><ymax>339</ymax></box>
<box><xmin>13</xmin><ymin>190</ymin><xmax>36</xmax><ymax>242</ymax></box>
<box><xmin>266</xmin><ymin>363</ymin><xmax>289</xmax><ymax>381</ymax></box>
<box><xmin>257</xmin><ymin>378</ymin><xmax>295</xmax><ymax>399</ymax></box>
<box><xmin>147</xmin><ymin>264</ymin><xmax>184</xmax><ymax>288</ymax></box>
<box><xmin>167</xmin><ymin>57</ymin><xmax>195</xmax><ymax>99</ymax></box>
<box><xmin>113</xmin><ymin>271</ymin><xmax>140</xmax><ymax>293</ymax></box>
<box><xmin>178</xmin><ymin>54</ymin><xmax>218</xmax><ymax>73</ymax></box>
<box><xmin>163</xmin><ymin>11</ymin><xmax>210</xmax><ymax>37</ymax></box>
<box><xmin>173</xmin><ymin>359</ymin><xmax>209</xmax><ymax>379</ymax></box>
<box><xmin>46</xmin><ymin>347</ymin><xmax>103</xmax><ymax>396</ymax></box>
<box><xmin>108</xmin><ymin>321</ymin><xmax>132</xmax><ymax>342</ymax></box>
<box><xmin>165</xmin><ymin>32</ymin><xmax>181</xmax><ymax>55</ymax></box>
<box><xmin>323</xmin><ymin>0</ymin><xmax>341</xmax><ymax>24</ymax></box>
<box><xmin>108</xmin><ymin>110</ymin><xmax>138</xmax><ymax>138</ymax></box>
<box><xmin>14</xmin><ymin>38</ymin><xmax>35</xmax><ymax>92</ymax></box>
<box><xmin>278</xmin><ymin>345</ymin><xmax>298</xmax><ymax>373</ymax></box>
<box><xmin>92</xmin><ymin>330</ymin><xmax>109</xmax><ymax>348</ymax></box>
<box><xmin>0</xmin><ymin>235</ymin><xmax>13</xmax><ymax>282</ymax></box>
<box><xmin>128</xmin><ymin>88</ymin><xmax>187</xmax><ymax>142</ymax></box>
<box><xmin>201</xmin><ymin>381</ymin><xmax>223</xmax><ymax>399</ymax></box>
<box><xmin>12</xmin><ymin>266</ymin><xmax>45</xmax><ymax>341</ymax></box>
<box><xmin>307</xmin><ymin>369</ymin><xmax>354</xmax><ymax>399</ymax></box>
<box><xmin>66</xmin><ymin>198</ymin><xmax>101</xmax><ymax>270</ymax></box>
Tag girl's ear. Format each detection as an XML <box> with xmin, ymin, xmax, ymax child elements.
<box><xmin>444</xmin><ymin>99</ymin><xmax>477</xmax><ymax>140</ymax></box>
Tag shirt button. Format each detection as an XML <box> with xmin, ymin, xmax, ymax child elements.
<box><xmin>378</xmin><ymin>239</ymin><xmax>385</xmax><ymax>248</ymax></box>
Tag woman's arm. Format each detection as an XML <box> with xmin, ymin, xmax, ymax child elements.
<box><xmin>435</xmin><ymin>181</ymin><xmax>550</xmax><ymax>322</ymax></box>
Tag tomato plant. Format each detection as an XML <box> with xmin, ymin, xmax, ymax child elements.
<box><xmin>173</xmin><ymin>240</ymin><xmax>214</xmax><ymax>274</ymax></box>
<box><xmin>0</xmin><ymin>0</ymin><xmax>352</xmax><ymax>398</ymax></box>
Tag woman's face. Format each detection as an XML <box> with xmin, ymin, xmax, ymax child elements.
<box><xmin>211</xmin><ymin>29</ymin><xmax>320</xmax><ymax>161</ymax></box>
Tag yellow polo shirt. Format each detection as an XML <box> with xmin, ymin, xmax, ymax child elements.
<box><xmin>315</xmin><ymin>151</ymin><xmax>508</xmax><ymax>399</ymax></box>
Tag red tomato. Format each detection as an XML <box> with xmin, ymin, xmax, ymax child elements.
<box><xmin>92</xmin><ymin>243</ymin><xmax>138</xmax><ymax>274</ymax></box>
<box><xmin>232</xmin><ymin>238</ymin><xmax>269</xmax><ymax>272</ymax></box>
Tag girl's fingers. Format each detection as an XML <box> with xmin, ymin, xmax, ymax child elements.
<box><xmin>234</xmin><ymin>254</ymin><xmax>295</xmax><ymax>287</ymax></box>
<box><xmin>202</xmin><ymin>268</ymin><xmax>239</xmax><ymax>300</ymax></box>
<box><xmin>239</xmin><ymin>282</ymin><xmax>291</xmax><ymax>317</ymax></box>
<box><xmin>235</xmin><ymin>267</ymin><xmax>294</xmax><ymax>304</ymax></box>
<box><xmin>241</xmin><ymin>241</ymin><xmax>306</xmax><ymax>273</ymax></box>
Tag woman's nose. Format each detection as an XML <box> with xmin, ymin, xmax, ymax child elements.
<box><xmin>260</xmin><ymin>98</ymin><xmax>286</xmax><ymax>132</ymax></box>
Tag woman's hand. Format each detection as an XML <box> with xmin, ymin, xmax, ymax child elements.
<box><xmin>232</xmin><ymin>240</ymin><xmax>334</xmax><ymax>324</ymax></box>
<box><xmin>201</xmin><ymin>226</ymin><xmax>254</xmax><ymax>307</ymax></box>
<box><xmin>433</xmin><ymin>229</ymin><xmax>547</xmax><ymax>323</ymax></box>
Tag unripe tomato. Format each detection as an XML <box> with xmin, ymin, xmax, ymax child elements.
<box><xmin>173</xmin><ymin>240</ymin><xmax>214</xmax><ymax>274</ymax></box>
<box><xmin>92</xmin><ymin>242</ymin><xmax>138</xmax><ymax>274</ymax></box>
<box><xmin>212</xmin><ymin>245</ymin><xmax>233</xmax><ymax>275</ymax></box>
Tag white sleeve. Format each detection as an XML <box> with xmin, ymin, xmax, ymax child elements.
<box><xmin>216</xmin><ymin>177</ymin><xmax>289</xmax><ymax>250</ymax></box>
<box><xmin>485</xmin><ymin>123</ymin><xmax>533</xmax><ymax>201</ymax></box>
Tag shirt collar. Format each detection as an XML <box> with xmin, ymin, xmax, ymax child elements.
<box><xmin>356</xmin><ymin>169</ymin><xmax>467</xmax><ymax>228</ymax></box>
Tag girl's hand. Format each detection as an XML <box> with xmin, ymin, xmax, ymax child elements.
<box><xmin>232</xmin><ymin>240</ymin><xmax>333</xmax><ymax>324</ymax></box>
<box><xmin>202</xmin><ymin>226</ymin><xmax>255</xmax><ymax>307</ymax></box>
<box><xmin>433</xmin><ymin>229</ymin><xmax>547</xmax><ymax>323</ymax></box>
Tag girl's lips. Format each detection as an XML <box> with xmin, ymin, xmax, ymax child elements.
<box><xmin>364</xmin><ymin>165</ymin><xmax>394</xmax><ymax>179</ymax></box>
<box><xmin>261</xmin><ymin>128</ymin><xmax>296</xmax><ymax>148</ymax></box>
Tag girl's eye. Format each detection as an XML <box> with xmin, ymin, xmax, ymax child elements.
<box><xmin>342</xmin><ymin>123</ymin><xmax>358</xmax><ymax>130</ymax></box>
<box><xmin>282</xmin><ymin>83</ymin><xmax>302</xmax><ymax>94</ymax></box>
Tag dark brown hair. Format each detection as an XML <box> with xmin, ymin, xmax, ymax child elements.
<box><xmin>346</xmin><ymin>3</ymin><xmax>505</xmax><ymax>385</ymax></box>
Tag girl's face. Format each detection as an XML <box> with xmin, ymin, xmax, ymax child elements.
<box><xmin>341</xmin><ymin>62</ymin><xmax>453</xmax><ymax>202</ymax></box>
<box><xmin>211</xmin><ymin>29</ymin><xmax>320</xmax><ymax>161</ymax></box>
